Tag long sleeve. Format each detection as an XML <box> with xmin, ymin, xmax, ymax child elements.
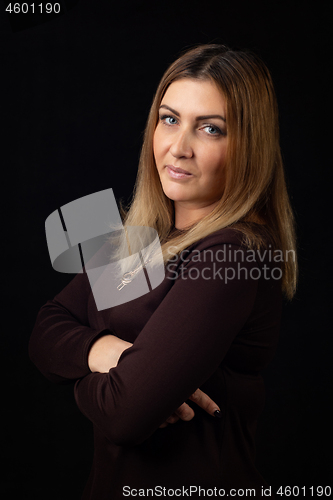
<box><xmin>29</xmin><ymin>270</ymin><xmax>112</xmax><ymax>383</ymax></box>
<box><xmin>74</xmin><ymin>232</ymin><xmax>263</xmax><ymax>447</ymax></box>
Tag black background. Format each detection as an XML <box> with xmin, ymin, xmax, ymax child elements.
<box><xmin>1</xmin><ymin>0</ymin><xmax>332</xmax><ymax>498</ymax></box>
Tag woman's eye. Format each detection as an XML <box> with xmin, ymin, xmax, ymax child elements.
<box><xmin>202</xmin><ymin>125</ymin><xmax>223</xmax><ymax>136</ymax></box>
<box><xmin>160</xmin><ymin>115</ymin><xmax>178</xmax><ymax>125</ymax></box>
<box><xmin>159</xmin><ymin>115</ymin><xmax>225</xmax><ymax>136</ymax></box>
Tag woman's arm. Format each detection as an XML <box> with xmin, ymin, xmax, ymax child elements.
<box><xmin>29</xmin><ymin>270</ymin><xmax>113</xmax><ymax>383</ymax></box>
<box><xmin>74</xmin><ymin>236</ymin><xmax>262</xmax><ymax>447</ymax></box>
<box><xmin>88</xmin><ymin>335</ymin><xmax>223</xmax><ymax>425</ymax></box>
<box><xmin>29</xmin><ymin>267</ymin><xmax>222</xmax><ymax>423</ymax></box>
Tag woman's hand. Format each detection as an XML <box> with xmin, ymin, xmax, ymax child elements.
<box><xmin>88</xmin><ymin>335</ymin><xmax>133</xmax><ymax>373</ymax></box>
<box><xmin>159</xmin><ymin>388</ymin><xmax>222</xmax><ymax>428</ymax></box>
<box><xmin>88</xmin><ymin>338</ymin><xmax>222</xmax><ymax>427</ymax></box>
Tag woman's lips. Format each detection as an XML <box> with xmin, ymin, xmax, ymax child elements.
<box><xmin>166</xmin><ymin>165</ymin><xmax>193</xmax><ymax>180</ymax></box>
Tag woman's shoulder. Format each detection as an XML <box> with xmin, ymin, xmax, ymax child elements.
<box><xmin>204</xmin><ymin>227</ymin><xmax>244</xmax><ymax>244</ymax></box>
<box><xmin>188</xmin><ymin>223</ymin><xmax>273</xmax><ymax>253</ymax></box>
<box><xmin>191</xmin><ymin>225</ymin><xmax>246</xmax><ymax>249</ymax></box>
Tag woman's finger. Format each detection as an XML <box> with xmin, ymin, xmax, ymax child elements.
<box><xmin>189</xmin><ymin>389</ymin><xmax>222</xmax><ymax>418</ymax></box>
<box><xmin>159</xmin><ymin>413</ymin><xmax>181</xmax><ymax>428</ymax></box>
<box><xmin>166</xmin><ymin>414</ymin><xmax>180</xmax><ymax>424</ymax></box>
<box><xmin>160</xmin><ymin>391</ymin><xmax>220</xmax><ymax>429</ymax></box>
<box><xmin>174</xmin><ymin>402</ymin><xmax>195</xmax><ymax>421</ymax></box>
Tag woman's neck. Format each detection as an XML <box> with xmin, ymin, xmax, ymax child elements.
<box><xmin>174</xmin><ymin>200</ymin><xmax>220</xmax><ymax>230</ymax></box>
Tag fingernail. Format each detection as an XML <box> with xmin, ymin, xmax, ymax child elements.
<box><xmin>214</xmin><ymin>410</ymin><xmax>222</xmax><ymax>419</ymax></box>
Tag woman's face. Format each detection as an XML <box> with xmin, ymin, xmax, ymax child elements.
<box><xmin>153</xmin><ymin>78</ymin><xmax>228</xmax><ymax>216</ymax></box>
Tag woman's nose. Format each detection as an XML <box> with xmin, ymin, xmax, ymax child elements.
<box><xmin>169</xmin><ymin>129</ymin><xmax>194</xmax><ymax>159</ymax></box>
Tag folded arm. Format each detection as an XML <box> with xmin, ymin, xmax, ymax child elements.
<box><xmin>74</xmin><ymin>239</ymin><xmax>259</xmax><ymax>446</ymax></box>
<box><xmin>29</xmin><ymin>271</ymin><xmax>113</xmax><ymax>383</ymax></box>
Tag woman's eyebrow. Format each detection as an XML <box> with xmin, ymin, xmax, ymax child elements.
<box><xmin>159</xmin><ymin>104</ymin><xmax>226</xmax><ymax>122</ymax></box>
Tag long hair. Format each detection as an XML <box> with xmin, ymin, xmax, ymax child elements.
<box><xmin>122</xmin><ymin>44</ymin><xmax>297</xmax><ymax>299</ymax></box>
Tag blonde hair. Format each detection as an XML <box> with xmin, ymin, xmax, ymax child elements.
<box><xmin>121</xmin><ymin>44</ymin><xmax>297</xmax><ymax>299</ymax></box>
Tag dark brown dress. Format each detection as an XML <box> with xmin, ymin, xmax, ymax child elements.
<box><xmin>29</xmin><ymin>227</ymin><xmax>282</xmax><ymax>499</ymax></box>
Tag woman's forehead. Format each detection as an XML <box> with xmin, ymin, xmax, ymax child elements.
<box><xmin>160</xmin><ymin>78</ymin><xmax>227</xmax><ymax>118</ymax></box>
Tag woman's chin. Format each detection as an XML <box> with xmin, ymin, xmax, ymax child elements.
<box><xmin>161</xmin><ymin>186</ymin><xmax>194</xmax><ymax>203</ymax></box>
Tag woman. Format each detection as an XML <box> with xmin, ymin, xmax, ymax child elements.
<box><xmin>29</xmin><ymin>44</ymin><xmax>297</xmax><ymax>499</ymax></box>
